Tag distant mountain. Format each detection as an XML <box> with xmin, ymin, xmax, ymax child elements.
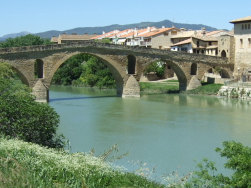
<box><xmin>0</xmin><ymin>31</ymin><xmax>31</xmax><ymax>41</ymax></box>
<box><xmin>34</xmin><ymin>20</ymin><xmax>219</xmax><ymax>39</ymax></box>
<box><xmin>0</xmin><ymin>19</ymin><xmax>219</xmax><ymax>41</ymax></box>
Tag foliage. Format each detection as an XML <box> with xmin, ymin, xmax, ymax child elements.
<box><xmin>52</xmin><ymin>54</ymin><xmax>86</xmax><ymax>85</ymax></box>
<box><xmin>0</xmin><ymin>138</ymin><xmax>164</xmax><ymax>188</ymax></box>
<box><xmin>79</xmin><ymin>56</ymin><xmax>116</xmax><ymax>88</ymax></box>
<box><xmin>0</xmin><ymin>62</ymin><xmax>15</xmax><ymax>78</ymax></box>
<box><xmin>186</xmin><ymin>141</ymin><xmax>251</xmax><ymax>188</ymax></box>
<box><xmin>95</xmin><ymin>38</ymin><xmax>111</xmax><ymax>43</ymax></box>
<box><xmin>53</xmin><ymin>53</ymin><xmax>116</xmax><ymax>88</ymax></box>
<box><xmin>0</xmin><ymin>63</ymin><xmax>63</xmax><ymax>148</ymax></box>
<box><xmin>0</xmin><ymin>34</ymin><xmax>52</xmax><ymax>48</ymax></box>
<box><xmin>144</xmin><ymin>61</ymin><xmax>165</xmax><ymax>78</ymax></box>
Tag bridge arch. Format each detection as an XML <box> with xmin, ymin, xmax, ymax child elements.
<box><xmin>190</xmin><ymin>63</ymin><xmax>197</xmax><ymax>75</ymax></box>
<box><xmin>127</xmin><ymin>55</ymin><xmax>136</xmax><ymax>74</ymax></box>
<box><xmin>47</xmin><ymin>52</ymin><xmax>125</xmax><ymax>96</ymax></box>
<box><xmin>142</xmin><ymin>59</ymin><xmax>188</xmax><ymax>91</ymax></box>
<box><xmin>8</xmin><ymin>64</ymin><xmax>30</xmax><ymax>86</ymax></box>
<box><xmin>34</xmin><ymin>59</ymin><xmax>44</xmax><ymax>78</ymax></box>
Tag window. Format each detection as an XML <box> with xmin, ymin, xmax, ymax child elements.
<box><xmin>197</xmin><ymin>41</ymin><xmax>199</xmax><ymax>47</ymax></box>
<box><xmin>242</xmin><ymin>24</ymin><xmax>244</xmax><ymax>30</ymax></box>
<box><xmin>248</xmin><ymin>24</ymin><xmax>251</xmax><ymax>29</ymax></box>
<box><xmin>245</xmin><ymin>24</ymin><xmax>247</xmax><ymax>30</ymax></box>
<box><xmin>208</xmin><ymin>42</ymin><xmax>212</xmax><ymax>45</ymax></box>
<box><xmin>240</xmin><ymin>39</ymin><xmax>243</xmax><ymax>48</ymax></box>
<box><xmin>249</xmin><ymin>38</ymin><xmax>251</xmax><ymax>48</ymax></box>
<box><xmin>164</xmin><ymin>32</ymin><xmax>169</xmax><ymax>36</ymax></box>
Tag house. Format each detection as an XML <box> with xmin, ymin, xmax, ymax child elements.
<box><xmin>51</xmin><ymin>33</ymin><xmax>97</xmax><ymax>44</ymax></box>
<box><xmin>230</xmin><ymin>15</ymin><xmax>251</xmax><ymax>79</ymax></box>
<box><xmin>136</xmin><ymin>26</ymin><xmax>180</xmax><ymax>49</ymax></box>
<box><xmin>170</xmin><ymin>28</ymin><xmax>230</xmax><ymax>56</ymax></box>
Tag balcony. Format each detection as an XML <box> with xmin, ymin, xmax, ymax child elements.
<box><xmin>140</xmin><ymin>41</ymin><xmax>152</xmax><ymax>46</ymax></box>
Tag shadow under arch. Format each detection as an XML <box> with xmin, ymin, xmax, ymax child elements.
<box><xmin>142</xmin><ymin>59</ymin><xmax>188</xmax><ymax>91</ymax></box>
<box><xmin>48</xmin><ymin>52</ymin><xmax>125</xmax><ymax>96</ymax></box>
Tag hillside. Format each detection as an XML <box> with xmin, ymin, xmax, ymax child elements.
<box><xmin>0</xmin><ymin>19</ymin><xmax>219</xmax><ymax>41</ymax></box>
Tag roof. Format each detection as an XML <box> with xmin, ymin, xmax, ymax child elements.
<box><xmin>171</xmin><ymin>38</ymin><xmax>192</xmax><ymax>46</ymax></box>
<box><xmin>51</xmin><ymin>36</ymin><xmax>58</xmax><ymax>42</ymax></box>
<box><xmin>230</xmin><ymin>16</ymin><xmax>251</xmax><ymax>23</ymax></box>
<box><xmin>193</xmin><ymin>36</ymin><xmax>218</xmax><ymax>42</ymax></box>
<box><xmin>59</xmin><ymin>34</ymin><xmax>97</xmax><ymax>40</ymax></box>
<box><xmin>118</xmin><ymin>27</ymin><xmax>156</xmax><ymax>38</ymax></box>
<box><xmin>90</xmin><ymin>30</ymin><xmax>116</xmax><ymax>40</ymax></box>
<box><xmin>206</xmin><ymin>45</ymin><xmax>218</xmax><ymax>49</ymax></box>
<box><xmin>138</xmin><ymin>27</ymin><xmax>176</xmax><ymax>37</ymax></box>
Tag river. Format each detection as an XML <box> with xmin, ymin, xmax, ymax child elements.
<box><xmin>49</xmin><ymin>85</ymin><xmax>251</xmax><ymax>180</ymax></box>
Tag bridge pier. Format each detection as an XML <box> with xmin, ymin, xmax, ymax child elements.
<box><xmin>32</xmin><ymin>79</ymin><xmax>49</xmax><ymax>102</ymax></box>
<box><xmin>122</xmin><ymin>75</ymin><xmax>140</xmax><ymax>98</ymax></box>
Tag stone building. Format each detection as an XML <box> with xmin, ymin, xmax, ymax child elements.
<box><xmin>51</xmin><ymin>33</ymin><xmax>97</xmax><ymax>44</ymax></box>
<box><xmin>230</xmin><ymin>16</ymin><xmax>251</xmax><ymax>79</ymax></box>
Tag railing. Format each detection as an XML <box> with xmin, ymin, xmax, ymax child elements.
<box><xmin>224</xmin><ymin>79</ymin><xmax>251</xmax><ymax>88</ymax></box>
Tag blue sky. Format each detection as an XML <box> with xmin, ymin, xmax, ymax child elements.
<box><xmin>1</xmin><ymin>0</ymin><xmax>251</xmax><ymax>37</ymax></box>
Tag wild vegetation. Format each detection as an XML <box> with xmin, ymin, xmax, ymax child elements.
<box><xmin>0</xmin><ymin>34</ymin><xmax>52</xmax><ymax>48</ymax></box>
<box><xmin>0</xmin><ymin>62</ymin><xmax>63</xmax><ymax>148</ymax></box>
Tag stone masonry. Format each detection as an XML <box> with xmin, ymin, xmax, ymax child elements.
<box><xmin>0</xmin><ymin>42</ymin><xmax>231</xmax><ymax>102</ymax></box>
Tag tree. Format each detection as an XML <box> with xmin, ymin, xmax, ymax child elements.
<box><xmin>0</xmin><ymin>63</ymin><xmax>63</xmax><ymax>148</ymax></box>
<box><xmin>144</xmin><ymin>61</ymin><xmax>165</xmax><ymax>78</ymax></box>
<box><xmin>187</xmin><ymin>141</ymin><xmax>251</xmax><ymax>187</ymax></box>
<box><xmin>0</xmin><ymin>34</ymin><xmax>52</xmax><ymax>48</ymax></box>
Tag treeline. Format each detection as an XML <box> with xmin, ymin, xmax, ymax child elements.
<box><xmin>0</xmin><ymin>34</ymin><xmax>51</xmax><ymax>48</ymax></box>
<box><xmin>52</xmin><ymin>54</ymin><xmax>116</xmax><ymax>89</ymax></box>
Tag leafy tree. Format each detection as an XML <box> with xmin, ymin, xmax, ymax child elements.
<box><xmin>0</xmin><ymin>63</ymin><xmax>63</xmax><ymax>148</ymax></box>
<box><xmin>187</xmin><ymin>141</ymin><xmax>251</xmax><ymax>187</ymax></box>
<box><xmin>53</xmin><ymin>54</ymin><xmax>116</xmax><ymax>88</ymax></box>
<box><xmin>0</xmin><ymin>34</ymin><xmax>52</xmax><ymax>48</ymax></box>
<box><xmin>52</xmin><ymin>54</ymin><xmax>86</xmax><ymax>85</ymax></box>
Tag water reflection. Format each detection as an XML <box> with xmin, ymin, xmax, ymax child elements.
<box><xmin>49</xmin><ymin>85</ymin><xmax>251</xmax><ymax>178</ymax></box>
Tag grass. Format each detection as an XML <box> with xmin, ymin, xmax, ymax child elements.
<box><xmin>0</xmin><ymin>137</ymin><xmax>165</xmax><ymax>188</ymax></box>
<box><xmin>181</xmin><ymin>83</ymin><xmax>223</xmax><ymax>95</ymax></box>
<box><xmin>139</xmin><ymin>82</ymin><xmax>179</xmax><ymax>94</ymax></box>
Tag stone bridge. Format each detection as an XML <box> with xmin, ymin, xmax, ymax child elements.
<box><xmin>0</xmin><ymin>42</ymin><xmax>232</xmax><ymax>102</ymax></box>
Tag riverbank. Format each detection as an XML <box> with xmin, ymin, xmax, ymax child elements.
<box><xmin>140</xmin><ymin>78</ymin><xmax>222</xmax><ymax>96</ymax></box>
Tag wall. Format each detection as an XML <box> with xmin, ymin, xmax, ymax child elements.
<box><xmin>233</xmin><ymin>22</ymin><xmax>251</xmax><ymax>78</ymax></box>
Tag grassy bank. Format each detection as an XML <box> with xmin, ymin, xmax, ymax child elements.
<box><xmin>0</xmin><ymin>137</ymin><xmax>164</xmax><ymax>188</ymax></box>
<box><xmin>139</xmin><ymin>81</ymin><xmax>179</xmax><ymax>94</ymax></box>
<box><xmin>181</xmin><ymin>83</ymin><xmax>223</xmax><ymax>95</ymax></box>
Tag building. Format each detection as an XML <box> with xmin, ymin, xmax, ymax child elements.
<box><xmin>170</xmin><ymin>29</ymin><xmax>230</xmax><ymax>56</ymax></box>
<box><xmin>230</xmin><ymin>16</ymin><xmax>251</xmax><ymax>79</ymax></box>
<box><xmin>51</xmin><ymin>33</ymin><xmax>97</xmax><ymax>44</ymax></box>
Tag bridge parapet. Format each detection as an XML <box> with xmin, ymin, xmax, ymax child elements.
<box><xmin>0</xmin><ymin>42</ymin><xmax>229</xmax><ymax>64</ymax></box>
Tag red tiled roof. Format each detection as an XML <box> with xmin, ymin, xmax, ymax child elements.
<box><xmin>138</xmin><ymin>28</ymin><xmax>175</xmax><ymax>37</ymax></box>
<box><xmin>171</xmin><ymin>38</ymin><xmax>192</xmax><ymax>46</ymax></box>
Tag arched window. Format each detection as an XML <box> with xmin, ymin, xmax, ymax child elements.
<box><xmin>221</xmin><ymin>50</ymin><xmax>226</xmax><ymax>57</ymax></box>
<box><xmin>34</xmin><ymin>59</ymin><xmax>44</xmax><ymax>78</ymax></box>
<box><xmin>190</xmin><ymin>63</ymin><xmax>197</xmax><ymax>75</ymax></box>
<box><xmin>127</xmin><ymin>55</ymin><xmax>136</xmax><ymax>74</ymax></box>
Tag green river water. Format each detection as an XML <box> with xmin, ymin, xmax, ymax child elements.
<box><xmin>49</xmin><ymin>85</ymin><xmax>251</xmax><ymax>179</ymax></box>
